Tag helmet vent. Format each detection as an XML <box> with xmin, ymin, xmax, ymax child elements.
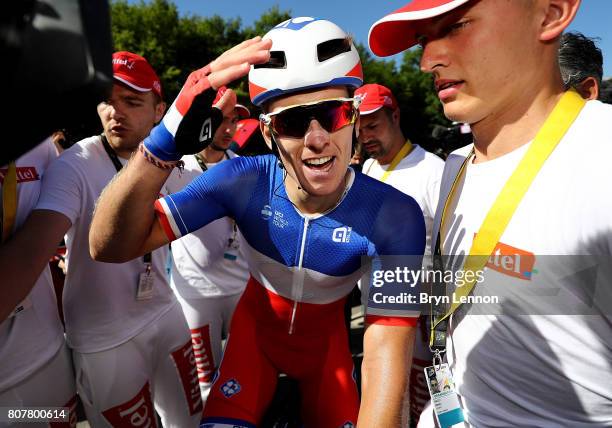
<box><xmin>317</xmin><ymin>38</ymin><xmax>351</xmax><ymax>62</ymax></box>
<box><xmin>254</xmin><ymin>51</ymin><xmax>287</xmax><ymax>69</ymax></box>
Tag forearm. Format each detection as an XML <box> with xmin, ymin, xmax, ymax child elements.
<box><xmin>90</xmin><ymin>150</ymin><xmax>170</xmax><ymax>262</ymax></box>
<box><xmin>0</xmin><ymin>210</ymin><xmax>70</xmax><ymax>321</ymax></box>
<box><xmin>358</xmin><ymin>324</ymin><xmax>415</xmax><ymax>427</ymax></box>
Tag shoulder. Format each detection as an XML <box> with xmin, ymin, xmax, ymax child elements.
<box><xmin>353</xmin><ymin>171</ymin><xmax>422</xmax><ymax>216</ymax></box>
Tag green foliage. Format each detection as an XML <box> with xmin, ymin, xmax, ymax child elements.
<box><xmin>110</xmin><ymin>1</ymin><xmax>449</xmax><ymax>147</ymax></box>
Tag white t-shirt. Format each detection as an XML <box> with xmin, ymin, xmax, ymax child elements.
<box><xmin>428</xmin><ymin>100</ymin><xmax>612</xmax><ymax>426</ymax></box>
<box><xmin>0</xmin><ymin>139</ymin><xmax>64</xmax><ymax>391</ymax></box>
<box><xmin>363</xmin><ymin>144</ymin><xmax>444</xmax><ymax>257</ymax></box>
<box><xmin>165</xmin><ymin>151</ymin><xmax>249</xmax><ymax>299</ymax></box>
<box><xmin>36</xmin><ymin>136</ymin><xmax>176</xmax><ymax>353</ymax></box>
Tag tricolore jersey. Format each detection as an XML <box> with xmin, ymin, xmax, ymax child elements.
<box><xmin>155</xmin><ymin>154</ymin><xmax>425</xmax><ymax>328</ymax></box>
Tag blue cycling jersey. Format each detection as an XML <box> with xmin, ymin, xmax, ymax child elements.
<box><xmin>156</xmin><ymin>154</ymin><xmax>425</xmax><ymax>325</ymax></box>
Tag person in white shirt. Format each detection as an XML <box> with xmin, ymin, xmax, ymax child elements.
<box><xmin>16</xmin><ymin>51</ymin><xmax>201</xmax><ymax>427</ymax></box>
<box><xmin>369</xmin><ymin>0</ymin><xmax>612</xmax><ymax>426</ymax></box>
<box><xmin>165</xmin><ymin>86</ymin><xmax>250</xmax><ymax>406</ymax></box>
<box><xmin>356</xmin><ymin>82</ymin><xmax>444</xmax><ymax>425</ymax></box>
<box><xmin>0</xmin><ymin>139</ymin><xmax>78</xmax><ymax>427</ymax></box>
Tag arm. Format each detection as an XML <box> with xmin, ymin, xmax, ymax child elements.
<box><xmin>0</xmin><ymin>210</ymin><xmax>70</xmax><ymax>321</ymax></box>
<box><xmin>90</xmin><ymin>37</ymin><xmax>271</xmax><ymax>262</ymax></box>
<box><xmin>358</xmin><ymin>323</ymin><xmax>416</xmax><ymax>427</ymax></box>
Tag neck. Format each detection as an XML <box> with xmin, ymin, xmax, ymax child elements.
<box><xmin>285</xmin><ymin>170</ymin><xmax>350</xmax><ymax>215</ymax></box>
<box><xmin>377</xmin><ymin>133</ymin><xmax>407</xmax><ymax>166</ymax></box>
<box><xmin>470</xmin><ymin>84</ymin><xmax>565</xmax><ymax>164</ymax></box>
<box><xmin>201</xmin><ymin>146</ymin><xmax>226</xmax><ymax>163</ymax></box>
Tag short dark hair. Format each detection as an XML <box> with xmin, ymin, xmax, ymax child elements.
<box><xmin>559</xmin><ymin>32</ymin><xmax>603</xmax><ymax>92</ymax></box>
<box><xmin>600</xmin><ymin>79</ymin><xmax>612</xmax><ymax>104</ymax></box>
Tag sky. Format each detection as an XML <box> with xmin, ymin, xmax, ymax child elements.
<box><xmin>164</xmin><ymin>0</ymin><xmax>612</xmax><ymax>78</ymax></box>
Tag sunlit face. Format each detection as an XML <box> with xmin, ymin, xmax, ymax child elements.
<box><xmin>212</xmin><ymin>109</ymin><xmax>240</xmax><ymax>150</ymax></box>
<box><xmin>97</xmin><ymin>83</ymin><xmax>164</xmax><ymax>153</ymax></box>
<box><xmin>263</xmin><ymin>87</ymin><xmax>354</xmax><ymax>197</ymax></box>
<box><xmin>415</xmin><ymin>0</ymin><xmax>541</xmax><ymax>125</ymax></box>
<box><xmin>358</xmin><ymin>108</ymin><xmax>397</xmax><ymax>161</ymax></box>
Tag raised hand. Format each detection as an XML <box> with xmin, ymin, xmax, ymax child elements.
<box><xmin>143</xmin><ymin>37</ymin><xmax>271</xmax><ymax>162</ymax></box>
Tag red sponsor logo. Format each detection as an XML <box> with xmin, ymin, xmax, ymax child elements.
<box><xmin>102</xmin><ymin>382</ymin><xmax>157</xmax><ymax>427</ymax></box>
<box><xmin>49</xmin><ymin>394</ymin><xmax>78</xmax><ymax>428</ymax></box>
<box><xmin>171</xmin><ymin>338</ymin><xmax>203</xmax><ymax>415</ymax></box>
<box><xmin>485</xmin><ymin>239</ymin><xmax>536</xmax><ymax>280</ymax></box>
<box><xmin>0</xmin><ymin>166</ymin><xmax>39</xmax><ymax>184</ymax></box>
<box><xmin>191</xmin><ymin>325</ymin><xmax>215</xmax><ymax>384</ymax></box>
<box><xmin>409</xmin><ymin>358</ymin><xmax>431</xmax><ymax>423</ymax></box>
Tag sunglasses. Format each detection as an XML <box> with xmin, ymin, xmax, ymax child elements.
<box><xmin>260</xmin><ymin>98</ymin><xmax>361</xmax><ymax>139</ymax></box>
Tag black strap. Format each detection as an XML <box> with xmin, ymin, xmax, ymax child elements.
<box><xmin>194</xmin><ymin>151</ymin><xmax>228</xmax><ymax>172</ymax></box>
<box><xmin>100</xmin><ymin>134</ymin><xmax>152</xmax><ymax>266</ymax></box>
<box><xmin>429</xmin><ymin>232</ymin><xmax>449</xmax><ymax>352</ymax></box>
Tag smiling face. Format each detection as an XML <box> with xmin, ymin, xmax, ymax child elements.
<box><xmin>97</xmin><ymin>83</ymin><xmax>165</xmax><ymax>157</ymax></box>
<box><xmin>262</xmin><ymin>86</ymin><xmax>355</xmax><ymax>210</ymax></box>
<box><xmin>414</xmin><ymin>0</ymin><xmax>546</xmax><ymax>125</ymax></box>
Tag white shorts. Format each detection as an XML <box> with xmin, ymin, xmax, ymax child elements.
<box><xmin>73</xmin><ymin>303</ymin><xmax>201</xmax><ymax>428</ymax></box>
<box><xmin>0</xmin><ymin>342</ymin><xmax>77</xmax><ymax>427</ymax></box>
<box><xmin>175</xmin><ymin>292</ymin><xmax>242</xmax><ymax>405</ymax></box>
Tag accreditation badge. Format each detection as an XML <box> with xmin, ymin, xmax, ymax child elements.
<box><xmin>136</xmin><ymin>263</ymin><xmax>155</xmax><ymax>300</ymax></box>
<box><xmin>424</xmin><ymin>363</ymin><xmax>465</xmax><ymax>428</ymax></box>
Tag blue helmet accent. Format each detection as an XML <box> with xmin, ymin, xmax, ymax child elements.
<box><xmin>252</xmin><ymin>77</ymin><xmax>363</xmax><ymax>107</ymax></box>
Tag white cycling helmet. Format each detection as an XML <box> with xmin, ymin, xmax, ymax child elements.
<box><xmin>249</xmin><ymin>17</ymin><xmax>363</xmax><ymax>107</ymax></box>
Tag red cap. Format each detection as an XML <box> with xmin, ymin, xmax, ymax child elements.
<box><xmin>112</xmin><ymin>51</ymin><xmax>162</xmax><ymax>98</ymax></box>
<box><xmin>232</xmin><ymin>119</ymin><xmax>259</xmax><ymax>148</ymax></box>
<box><xmin>213</xmin><ymin>86</ymin><xmax>250</xmax><ymax>119</ymax></box>
<box><xmin>369</xmin><ymin>0</ymin><xmax>472</xmax><ymax>57</ymax></box>
<box><xmin>355</xmin><ymin>84</ymin><xmax>398</xmax><ymax>115</ymax></box>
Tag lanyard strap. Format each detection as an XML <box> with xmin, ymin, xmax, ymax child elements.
<box><xmin>194</xmin><ymin>151</ymin><xmax>228</xmax><ymax>172</ymax></box>
<box><xmin>1</xmin><ymin>162</ymin><xmax>18</xmax><ymax>243</ymax></box>
<box><xmin>100</xmin><ymin>135</ymin><xmax>152</xmax><ymax>265</ymax></box>
<box><xmin>430</xmin><ymin>90</ymin><xmax>586</xmax><ymax>350</ymax></box>
<box><xmin>380</xmin><ymin>140</ymin><xmax>413</xmax><ymax>182</ymax></box>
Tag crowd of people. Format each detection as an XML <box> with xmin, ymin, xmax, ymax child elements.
<box><xmin>2</xmin><ymin>0</ymin><xmax>611</xmax><ymax>427</ymax></box>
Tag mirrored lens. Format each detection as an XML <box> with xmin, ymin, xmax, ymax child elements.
<box><xmin>271</xmin><ymin>100</ymin><xmax>355</xmax><ymax>138</ymax></box>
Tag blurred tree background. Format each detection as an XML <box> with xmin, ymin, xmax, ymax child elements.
<box><xmin>77</xmin><ymin>0</ymin><xmax>451</xmax><ymax>151</ymax></box>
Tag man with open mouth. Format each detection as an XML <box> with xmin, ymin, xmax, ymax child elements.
<box><xmin>90</xmin><ymin>17</ymin><xmax>426</xmax><ymax>427</ymax></box>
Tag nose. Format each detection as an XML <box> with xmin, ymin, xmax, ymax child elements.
<box><xmin>108</xmin><ymin>103</ymin><xmax>126</xmax><ymax>122</ymax></box>
<box><xmin>419</xmin><ymin>37</ymin><xmax>450</xmax><ymax>74</ymax></box>
<box><xmin>303</xmin><ymin>119</ymin><xmax>329</xmax><ymax>151</ymax></box>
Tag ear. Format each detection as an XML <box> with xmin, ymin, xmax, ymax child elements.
<box><xmin>576</xmin><ymin>77</ymin><xmax>599</xmax><ymax>101</ymax></box>
<box><xmin>259</xmin><ymin>121</ymin><xmax>273</xmax><ymax>151</ymax></box>
<box><xmin>392</xmin><ymin>107</ymin><xmax>401</xmax><ymax>126</ymax></box>
<box><xmin>354</xmin><ymin>112</ymin><xmax>361</xmax><ymax>138</ymax></box>
<box><xmin>539</xmin><ymin>0</ymin><xmax>581</xmax><ymax>42</ymax></box>
<box><xmin>154</xmin><ymin>101</ymin><xmax>167</xmax><ymax>124</ymax></box>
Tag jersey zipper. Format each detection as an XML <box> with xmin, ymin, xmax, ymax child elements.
<box><xmin>289</xmin><ymin>217</ymin><xmax>309</xmax><ymax>334</ymax></box>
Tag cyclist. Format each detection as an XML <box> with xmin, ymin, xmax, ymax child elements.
<box><xmin>90</xmin><ymin>19</ymin><xmax>425</xmax><ymax>427</ymax></box>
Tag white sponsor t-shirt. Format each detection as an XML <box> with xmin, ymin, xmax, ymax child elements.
<box><xmin>362</xmin><ymin>144</ymin><xmax>444</xmax><ymax>257</ymax></box>
<box><xmin>0</xmin><ymin>139</ymin><xmax>64</xmax><ymax>391</ymax></box>
<box><xmin>36</xmin><ymin>136</ymin><xmax>176</xmax><ymax>353</ymax></box>
<box><xmin>427</xmin><ymin>100</ymin><xmax>612</xmax><ymax>426</ymax></box>
<box><xmin>165</xmin><ymin>151</ymin><xmax>249</xmax><ymax>299</ymax></box>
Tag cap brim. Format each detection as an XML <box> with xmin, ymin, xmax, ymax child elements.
<box><xmin>235</xmin><ymin>104</ymin><xmax>250</xmax><ymax>118</ymax></box>
<box><xmin>359</xmin><ymin>105</ymin><xmax>385</xmax><ymax>115</ymax></box>
<box><xmin>368</xmin><ymin>0</ymin><xmax>471</xmax><ymax>57</ymax></box>
<box><xmin>113</xmin><ymin>74</ymin><xmax>152</xmax><ymax>93</ymax></box>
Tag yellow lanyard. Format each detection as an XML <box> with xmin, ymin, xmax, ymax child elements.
<box><xmin>374</xmin><ymin>140</ymin><xmax>413</xmax><ymax>182</ymax></box>
<box><xmin>2</xmin><ymin>161</ymin><xmax>18</xmax><ymax>243</ymax></box>
<box><xmin>431</xmin><ymin>90</ymin><xmax>586</xmax><ymax>347</ymax></box>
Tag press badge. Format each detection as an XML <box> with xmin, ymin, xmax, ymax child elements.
<box><xmin>8</xmin><ymin>297</ymin><xmax>32</xmax><ymax>318</ymax></box>
<box><xmin>424</xmin><ymin>363</ymin><xmax>465</xmax><ymax>428</ymax></box>
<box><xmin>136</xmin><ymin>264</ymin><xmax>155</xmax><ymax>300</ymax></box>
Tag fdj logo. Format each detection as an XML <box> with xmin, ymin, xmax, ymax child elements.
<box><xmin>220</xmin><ymin>378</ymin><xmax>241</xmax><ymax>398</ymax></box>
<box><xmin>261</xmin><ymin>205</ymin><xmax>272</xmax><ymax>220</ymax></box>
<box><xmin>333</xmin><ymin>226</ymin><xmax>352</xmax><ymax>243</ymax></box>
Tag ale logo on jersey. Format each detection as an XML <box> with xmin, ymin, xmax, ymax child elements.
<box><xmin>333</xmin><ymin>226</ymin><xmax>352</xmax><ymax>243</ymax></box>
<box><xmin>220</xmin><ymin>378</ymin><xmax>241</xmax><ymax>398</ymax></box>
<box><xmin>483</xmin><ymin>237</ymin><xmax>536</xmax><ymax>280</ymax></box>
